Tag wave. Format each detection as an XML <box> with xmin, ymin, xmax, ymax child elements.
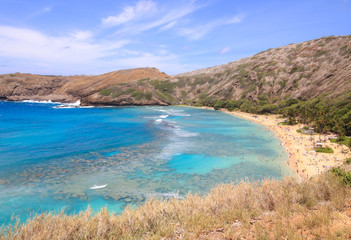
<box><xmin>22</xmin><ymin>100</ymin><xmax>56</xmax><ymax>104</ymax></box>
<box><xmin>160</xmin><ymin>109</ymin><xmax>190</xmax><ymax>117</ymax></box>
<box><xmin>53</xmin><ymin>100</ymin><xmax>81</xmax><ymax>109</ymax></box>
<box><xmin>143</xmin><ymin>114</ymin><xmax>169</xmax><ymax>119</ymax></box>
<box><xmin>79</xmin><ymin>106</ymin><xmax>94</xmax><ymax>108</ymax></box>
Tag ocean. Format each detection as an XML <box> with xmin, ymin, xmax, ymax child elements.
<box><xmin>0</xmin><ymin>101</ymin><xmax>292</xmax><ymax>224</ymax></box>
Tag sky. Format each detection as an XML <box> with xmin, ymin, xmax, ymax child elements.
<box><xmin>0</xmin><ymin>0</ymin><xmax>350</xmax><ymax>76</ymax></box>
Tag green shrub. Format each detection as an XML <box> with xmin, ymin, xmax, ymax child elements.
<box><xmin>345</xmin><ymin>158</ymin><xmax>351</xmax><ymax>164</ymax></box>
<box><xmin>131</xmin><ymin>91</ymin><xmax>144</xmax><ymax>100</ymax></box>
<box><xmin>151</xmin><ymin>80</ymin><xmax>176</xmax><ymax>93</ymax></box>
<box><xmin>213</xmin><ymin>100</ymin><xmax>226</xmax><ymax>110</ymax></box>
<box><xmin>240</xmin><ymin>100</ymin><xmax>255</xmax><ymax>112</ymax></box>
<box><xmin>137</xmin><ymin>78</ymin><xmax>149</xmax><ymax>85</ymax></box>
<box><xmin>314</xmin><ymin>50</ymin><xmax>327</xmax><ymax>58</ymax></box>
<box><xmin>340</xmin><ymin>46</ymin><xmax>351</xmax><ymax>56</ymax></box>
<box><xmin>315</xmin><ymin>147</ymin><xmax>334</xmax><ymax>153</ymax></box>
<box><xmin>145</xmin><ymin>92</ymin><xmax>152</xmax><ymax>100</ymax></box>
<box><xmin>329</xmin><ymin>167</ymin><xmax>351</xmax><ymax>186</ymax></box>
<box><xmin>278</xmin><ymin>80</ymin><xmax>287</xmax><ymax>88</ymax></box>
<box><xmin>99</xmin><ymin>88</ymin><xmax>112</xmax><ymax>96</ymax></box>
<box><xmin>257</xmin><ymin>104</ymin><xmax>278</xmax><ymax>114</ymax></box>
<box><xmin>130</xmin><ymin>91</ymin><xmax>153</xmax><ymax>101</ymax></box>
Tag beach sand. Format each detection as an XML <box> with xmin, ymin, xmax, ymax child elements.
<box><xmin>198</xmin><ymin>107</ymin><xmax>350</xmax><ymax>179</ymax></box>
<box><xmin>224</xmin><ymin>110</ymin><xmax>351</xmax><ymax>179</ymax></box>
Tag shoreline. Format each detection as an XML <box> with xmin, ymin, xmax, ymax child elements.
<box><xmin>198</xmin><ymin>107</ymin><xmax>350</xmax><ymax>179</ymax></box>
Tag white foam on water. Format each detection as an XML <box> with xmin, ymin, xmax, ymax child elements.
<box><xmin>90</xmin><ymin>184</ymin><xmax>107</xmax><ymax>190</ymax></box>
<box><xmin>22</xmin><ymin>100</ymin><xmax>55</xmax><ymax>104</ymax></box>
<box><xmin>155</xmin><ymin>119</ymin><xmax>162</xmax><ymax>124</ymax></box>
<box><xmin>158</xmin><ymin>109</ymin><xmax>171</xmax><ymax>115</ymax></box>
<box><xmin>162</xmin><ymin>109</ymin><xmax>191</xmax><ymax>117</ymax></box>
<box><xmin>145</xmin><ymin>192</ymin><xmax>183</xmax><ymax>200</ymax></box>
<box><xmin>173</xmin><ymin>129</ymin><xmax>199</xmax><ymax>137</ymax></box>
<box><xmin>144</xmin><ymin>114</ymin><xmax>169</xmax><ymax>119</ymax></box>
<box><xmin>79</xmin><ymin>106</ymin><xmax>94</xmax><ymax>108</ymax></box>
<box><xmin>162</xmin><ymin>192</ymin><xmax>183</xmax><ymax>199</ymax></box>
<box><xmin>53</xmin><ymin>100</ymin><xmax>81</xmax><ymax>109</ymax></box>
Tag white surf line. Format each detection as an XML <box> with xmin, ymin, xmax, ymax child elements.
<box><xmin>90</xmin><ymin>184</ymin><xmax>108</xmax><ymax>190</ymax></box>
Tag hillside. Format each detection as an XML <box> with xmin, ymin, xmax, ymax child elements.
<box><xmin>0</xmin><ymin>68</ymin><xmax>169</xmax><ymax>105</ymax></box>
<box><xmin>176</xmin><ymin>35</ymin><xmax>351</xmax><ymax>104</ymax></box>
<box><xmin>1</xmin><ymin>35</ymin><xmax>350</xmax><ymax>107</ymax></box>
<box><xmin>91</xmin><ymin>36</ymin><xmax>351</xmax><ymax>108</ymax></box>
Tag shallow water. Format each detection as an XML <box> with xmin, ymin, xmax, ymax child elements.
<box><xmin>0</xmin><ymin>101</ymin><xmax>293</xmax><ymax>224</ymax></box>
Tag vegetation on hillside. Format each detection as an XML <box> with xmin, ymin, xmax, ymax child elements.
<box><xmin>1</xmin><ymin>169</ymin><xmax>350</xmax><ymax>240</ymax></box>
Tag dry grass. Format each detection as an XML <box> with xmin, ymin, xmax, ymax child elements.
<box><xmin>1</xmin><ymin>172</ymin><xmax>351</xmax><ymax>240</ymax></box>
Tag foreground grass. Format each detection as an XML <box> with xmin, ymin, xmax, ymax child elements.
<box><xmin>1</xmin><ymin>172</ymin><xmax>351</xmax><ymax>240</ymax></box>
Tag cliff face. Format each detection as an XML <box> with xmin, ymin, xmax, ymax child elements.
<box><xmin>1</xmin><ymin>35</ymin><xmax>351</xmax><ymax>106</ymax></box>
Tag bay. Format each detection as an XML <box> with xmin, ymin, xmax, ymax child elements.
<box><xmin>0</xmin><ymin>101</ymin><xmax>293</xmax><ymax>224</ymax></box>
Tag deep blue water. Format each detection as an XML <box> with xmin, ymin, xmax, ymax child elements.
<box><xmin>0</xmin><ymin>101</ymin><xmax>293</xmax><ymax>225</ymax></box>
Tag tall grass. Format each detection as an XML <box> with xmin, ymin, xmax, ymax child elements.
<box><xmin>1</xmin><ymin>172</ymin><xmax>351</xmax><ymax>239</ymax></box>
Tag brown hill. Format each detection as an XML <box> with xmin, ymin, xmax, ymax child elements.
<box><xmin>0</xmin><ymin>67</ymin><xmax>169</xmax><ymax>105</ymax></box>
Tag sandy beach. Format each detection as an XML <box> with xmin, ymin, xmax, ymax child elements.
<box><xmin>220</xmin><ymin>110</ymin><xmax>351</xmax><ymax>179</ymax></box>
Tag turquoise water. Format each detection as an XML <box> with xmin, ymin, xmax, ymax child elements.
<box><xmin>0</xmin><ymin>101</ymin><xmax>292</xmax><ymax>225</ymax></box>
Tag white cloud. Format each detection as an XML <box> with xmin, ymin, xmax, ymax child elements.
<box><xmin>72</xmin><ymin>30</ymin><xmax>93</xmax><ymax>41</ymax></box>
<box><xmin>103</xmin><ymin>0</ymin><xmax>202</xmax><ymax>36</ymax></box>
<box><xmin>42</xmin><ymin>7</ymin><xmax>52</xmax><ymax>13</ymax></box>
<box><xmin>29</xmin><ymin>6</ymin><xmax>52</xmax><ymax>18</ymax></box>
<box><xmin>220</xmin><ymin>46</ymin><xmax>231</xmax><ymax>54</ymax></box>
<box><xmin>178</xmin><ymin>15</ymin><xmax>243</xmax><ymax>40</ymax></box>
<box><xmin>102</xmin><ymin>0</ymin><xmax>157</xmax><ymax>26</ymax></box>
<box><xmin>0</xmin><ymin>25</ymin><xmax>190</xmax><ymax>75</ymax></box>
<box><xmin>0</xmin><ymin>26</ymin><xmax>129</xmax><ymax>72</ymax></box>
<box><xmin>159</xmin><ymin>21</ymin><xmax>177</xmax><ymax>31</ymax></box>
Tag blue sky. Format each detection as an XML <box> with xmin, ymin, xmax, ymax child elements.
<box><xmin>0</xmin><ymin>0</ymin><xmax>350</xmax><ymax>75</ymax></box>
